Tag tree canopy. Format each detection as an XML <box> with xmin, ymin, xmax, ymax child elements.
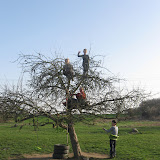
<box><xmin>0</xmin><ymin>52</ymin><xmax>149</xmax><ymax>159</ymax></box>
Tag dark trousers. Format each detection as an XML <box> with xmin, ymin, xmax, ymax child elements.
<box><xmin>83</xmin><ymin>63</ymin><xmax>89</xmax><ymax>73</ymax></box>
<box><xmin>110</xmin><ymin>139</ymin><xmax>116</xmax><ymax>157</ymax></box>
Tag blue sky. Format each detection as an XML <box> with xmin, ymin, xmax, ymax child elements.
<box><xmin>0</xmin><ymin>0</ymin><xmax>160</xmax><ymax>97</ymax></box>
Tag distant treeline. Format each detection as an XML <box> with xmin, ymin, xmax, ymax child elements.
<box><xmin>127</xmin><ymin>98</ymin><xmax>160</xmax><ymax>120</ymax></box>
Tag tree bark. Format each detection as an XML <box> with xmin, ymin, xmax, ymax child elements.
<box><xmin>68</xmin><ymin>123</ymin><xmax>82</xmax><ymax>160</ymax></box>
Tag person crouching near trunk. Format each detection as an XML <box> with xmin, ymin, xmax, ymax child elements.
<box><xmin>103</xmin><ymin>120</ymin><xmax>119</xmax><ymax>158</ymax></box>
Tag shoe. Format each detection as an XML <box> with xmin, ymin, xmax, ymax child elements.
<box><xmin>110</xmin><ymin>155</ymin><xmax>115</xmax><ymax>159</ymax></box>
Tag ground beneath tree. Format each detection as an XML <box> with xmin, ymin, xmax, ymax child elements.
<box><xmin>10</xmin><ymin>152</ymin><xmax>109</xmax><ymax>160</ymax></box>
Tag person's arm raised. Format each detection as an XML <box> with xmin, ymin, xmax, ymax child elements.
<box><xmin>78</xmin><ymin>51</ymin><xmax>82</xmax><ymax>57</ymax></box>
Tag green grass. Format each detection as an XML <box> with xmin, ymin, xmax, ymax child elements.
<box><xmin>0</xmin><ymin>117</ymin><xmax>160</xmax><ymax>160</ymax></box>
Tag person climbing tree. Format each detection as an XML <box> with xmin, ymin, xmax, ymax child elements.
<box><xmin>78</xmin><ymin>49</ymin><xmax>89</xmax><ymax>74</ymax></box>
<box><xmin>63</xmin><ymin>88</ymin><xmax>87</xmax><ymax>110</ymax></box>
<box><xmin>76</xmin><ymin>87</ymin><xmax>88</xmax><ymax>108</ymax></box>
<box><xmin>63</xmin><ymin>58</ymin><xmax>74</xmax><ymax>80</ymax></box>
<box><xmin>76</xmin><ymin>87</ymin><xmax>86</xmax><ymax>100</ymax></box>
<box><xmin>63</xmin><ymin>89</ymin><xmax>77</xmax><ymax>110</ymax></box>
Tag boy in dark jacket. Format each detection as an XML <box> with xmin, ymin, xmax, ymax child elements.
<box><xmin>78</xmin><ymin>49</ymin><xmax>89</xmax><ymax>74</ymax></box>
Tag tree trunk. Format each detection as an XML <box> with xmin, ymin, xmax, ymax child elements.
<box><xmin>68</xmin><ymin>123</ymin><xmax>82</xmax><ymax>160</ymax></box>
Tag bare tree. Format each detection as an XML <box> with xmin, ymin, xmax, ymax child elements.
<box><xmin>0</xmin><ymin>52</ymin><xmax>148</xmax><ymax>159</ymax></box>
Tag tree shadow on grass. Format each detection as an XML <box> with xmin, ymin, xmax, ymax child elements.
<box><xmin>11</xmin><ymin>158</ymin><xmax>52</xmax><ymax>160</ymax></box>
<box><xmin>10</xmin><ymin>152</ymin><xmax>110</xmax><ymax>160</ymax></box>
<box><xmin>12</xmin><ymin>158</ymin><xmax>110</xmax><ymax>160</ymax></box>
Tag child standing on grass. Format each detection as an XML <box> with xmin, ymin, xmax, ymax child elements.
<box><xmin>103</xmin><ymin>120</ymin><xmax>118</xmax><ymax>158</ymax></box>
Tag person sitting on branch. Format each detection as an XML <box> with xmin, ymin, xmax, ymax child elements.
<box><xmin>76</xmin><ymin>87</ymin><xmax>88</xmax><ymax>108</ymax></box>
<box><xmin>63</xmin><ymin>88</ymin><xmax>88</xmax><ymax>111</ymax></box>
<box><xmin>63</xmin><ymin>89</ymin><xmax>77</xmax><ymax>110</ymax></box>
<box><xmin>63</xmin><ymin>58</ymin><xmax>74</xmax><ymax>80</ymax></box>
<box><xmin>76</xmin><ymin>87</ymin><xmax>86</xmax><ymax>100</ymax></box>
<box><xmin>78</xmin><ymin>49</ymin><xmax>89</xmax><ymax>74</ymax></box>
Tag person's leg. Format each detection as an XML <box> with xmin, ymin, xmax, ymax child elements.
<box><xmin>67</xmin><ymin>71</ymin><xmax>72</xmax><ymax>80</ymax></box>
<box><xmin>71</xmin><ymin>98</ymin><xmax>77</xmax><ymax>108</ymax></box>
<box><xmin>71</xmin><ymin>70</ymin><xmax>74</xmax><ymax>80</ymax></box>
<box><xmin>67</xmin><ymin>71</ymin><xmax>74</xmax><ymax>80</ymax></box>
<box><xmin>112</xmin><ymin>140</ymin><xmax>116</xmax><ymax>157</ymax></box>
<box><xmin>67</xmin><ymin>99</ymin><xmax>72</xmax><ymax>110</ymax></box>
<box><xmin>110</xmin><ymin>139</ymin><xmax>113</xmax><ymax>158</ymax></box>
<box><xmin>83</xmin><ymin>63</ymin><xmax>89</xmax><ymax>74</ymax></box>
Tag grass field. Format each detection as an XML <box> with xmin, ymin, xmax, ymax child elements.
<box><xmin>0</xmin><ymin>117</ymin><xmax>160</xmax><ymax>160</ymax></box>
